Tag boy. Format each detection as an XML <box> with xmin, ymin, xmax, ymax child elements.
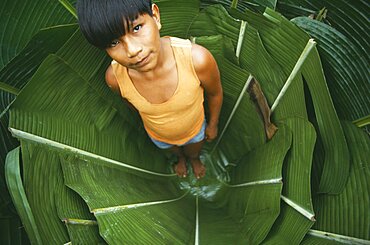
<box><xmin>77</xmin><ymin>0</ymin><xmax>223</xmax><ymax>179</ymax></box>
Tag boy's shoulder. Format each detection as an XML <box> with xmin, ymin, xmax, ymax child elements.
<box><xmin>166</xmin><ymin>36</ymin><xmax>213</xmax><ymax>68</ymax></box>
<box><xmin>105</xmin><ymin>64</ymin><xmax>120</xmax><ymax>94</ymax></box>
<box><xmin>168</xmin><ymin>36</ymin><xmax>192</xmax><ymax>48</ymax></box>
<box><xmin>190</xmin><ymin>43</ymin><xmax>214</xmax><ymax>73</ymax></box>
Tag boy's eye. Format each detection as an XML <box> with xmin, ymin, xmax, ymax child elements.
<box><xmin>109</xmin><ymin>40</ymin><xmax>119</xmax><ymax>47</ymax></box>
<box><xmin>133</xmin><ymin>24</ymin><xmax>142</xmax><ymax>32</ymax></box>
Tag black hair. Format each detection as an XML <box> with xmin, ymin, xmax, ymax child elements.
<box><xmin>77</xmin><ymin>0</ymin><xmax>153</xmax><ymax>49</ymax></box>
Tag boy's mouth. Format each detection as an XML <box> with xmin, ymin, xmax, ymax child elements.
<box><xmin>135</xmin><ymin>54</ymin><xmax>150</xmax><ymax>67</ymax></box>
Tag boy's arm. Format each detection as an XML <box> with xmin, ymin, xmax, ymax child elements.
<box><xmin>105</xmin><ymin>65</ymin><xmax>121</xmax><ymax>94</ymax></box>
<box><xmin>105</xmin><ymin>65</ymin><xmax>137</xmax><ymax>111</ymax></box>
<box><xmin>192</xmin><ymin>44</ymin><xmax>223</xmax><ymax>142</ymax></box>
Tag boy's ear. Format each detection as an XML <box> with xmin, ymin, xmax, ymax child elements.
<box><xmin>152</xmin><ymin>4</ymin><xmax>162</xmax><ymax>30</ymax></box>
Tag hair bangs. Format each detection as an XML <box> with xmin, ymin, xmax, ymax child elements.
<box><xmin>77</xmin><ymin>0</ymin><xmax>152</xmax><ymax>49</ymax></box>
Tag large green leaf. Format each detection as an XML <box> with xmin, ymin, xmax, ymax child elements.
<box><xmin>5</xmin><ymin>147</ymin><xmax>42</xmax><ymax>244</ymax></box>
<box><xmin>312</xmin><ymin>121</ymin><xmax>370</xmax><ymax>240</ymax></box>
<box><xmin>262</xmin><ymin>117</ymin><xmax>316</xmax><ymax>244</ymax></box>
<box><xmin>291</xmin><ymin>17</ymin><xmax>369</xmax><ymax>122</ymax></box>
<box><xmin>0</xmin><ymin>24</ymin><xmax>78</xmax><ymax>145</ymax></box>
<box><xmin>199</xmin><ymin>125</ymin><xmax>291</xmax><ymax>244</ymax></box>
<box><xmin>3</xmin><ymin>0</ymin><xmax>369</xmax><ymax>244</ymax></box>
<box><xmin>277</xmin><ymin>0</ymin><xmax>370</xmax><ymax>123</ymax></box>
<box><xmin>277</xmin><ymin>0</ymin><xmax>370</xmax><ymax>60</ymax></box>
<box><xmin>7</xmin><ymin>140</ymin><xmax>106</xmax><ymax>244</ymax></box>
<box><xmin>200</xmin><ymin>0</ymin><xmax>277</xmax><ymax>13</ymax></box>
<box><xmin>0</xmin><ymin>0</ymin><xmax>75</xmax><ymax>69</ymax></box>
<box><xmin>5</xmin><ymin>8</ymin><xmax>282</xmax><ymax>242</ymax></box>
<box><xmin>189</xmin><ymin>2</ymin><xmax>349</xmax><ymax>193</ymax></box>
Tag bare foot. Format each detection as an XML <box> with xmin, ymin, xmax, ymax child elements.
<box><xmin>189</xmin><ymin>158</ymin><xmax>206</xmax><ymax>179</ymax></box>
<box><xmin>174</xmin><ymin>157</ymin><xmax>187</xmax><ymax>178</ymax></box>
<box><xmin>266</xmin><ymin>123</ymin><xmax>278</xmax><ymax>140</ymax></box>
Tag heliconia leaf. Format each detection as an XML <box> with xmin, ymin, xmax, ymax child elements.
<box><xmin>263</xmin><ymin>203</ymin><xmax>315</xmax><ymax>245</ymax></box>
<box><xmin>0</xmin><ymin>0</ymin><xmax>75</xmax><ymax>69</ymax></box>
<box><xmin>0</xmin><ymin>24</ymin><xmax>78</xmax><ymax>91</ymax></box>
<box><xmin>262</xmin><ymin>117</ymin><xmax>316</xmax><ymax>244</ymax></box>
<box><xmin>243</xmin><ymin>6</ymin><xmax>349</xmax><ymax>194</ymax></box>
<box><xmin>3</xmin><ymin>0</ymin><xmax>369</xmax><ymax>243</ymax></box>
<box><xmin>301</xmin><ymin>229</ymin><xmax>370</xmax><ymax>245</ymax></box>
<box><xmin>200</xmin><ymin>0</ymin><xmax>277</xmax><ymax>13</ymax></box>
<box><xmin>190</xmin><ymin>1</ymin><xmax>349</xmax><ymax>194</ymax></box>
<box><xmin>19</xmin><ymin>140</ymin><xmax>106</xmax><ymax>244</ymax></box>
<box><xmin>276</xmin><ymin>0</ymin><xmax>370</xmax><ymax>129</ymax></box>
<box><xmin>64</xmin><ymin>220</ymin><xmax>106</xmax><ymax>245</ymax></box>
<box><xmin>301</xmin><ymin>47</ymin><xmax>349</xmax><ymax>194</ymax></box>
<box><xmin>56</xmin><ymin>158</ymin><xmax>106</xmax><ymax>244</ymax></box>
<box><xmin>0</xmin><ymin>117</ymin><xmax>18</xmax><ymax>165</ymax></box>
<box><xmin>9</xmin><ymin>54</ymin><xmax>168</xmax><ymax>173</ymax></box>
<box><xmin>19</xmin><ymin>141</ymin><xmax>70</xmax><ymax>244</ymax></box>
<box><xmin>4</xmin><ymin>147</ymin><xmax>42</xmax><ymax>244</ymax></box>
<box><xmin>277</xmin><ymin>0</ymin><xmax>370</xmax><ymax>65</ymax></box>
<box><xmin>312</xmin><ymin>121</ymin><xmax>370</xmax><ymax>240</ymax></box>
<box><xmin>0</xmin><ymin>25</ymin><xmax>78</xmax><ymax>119</ymax></box>
<box><xmin>291</xmin><ymin>17</ymin><xmax>370</xmax><ymax>122</ymax></box>
<box><xmin>203</xmin><ymin>124</ymin><xmax>291</xmax><ymax>245</ymax></box>
<box><xmin>238</xmin><ymin>20</ymin><xmax>307</xmax><ymax>118</ymax></box>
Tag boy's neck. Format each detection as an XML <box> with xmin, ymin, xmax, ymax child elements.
<box><xmin>128</xmin><ymin>38</ymin><xmax>170</xmax><ymax>80</ymax></box>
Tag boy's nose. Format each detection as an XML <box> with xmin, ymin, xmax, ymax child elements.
<box><xmin>125</xmin><ymin>38</ymin><xmax>142</xmax><ymax>58</ymax></box>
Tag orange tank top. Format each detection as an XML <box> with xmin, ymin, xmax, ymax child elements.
<box><xmin>111</xmin><ymin>37</ymin><xmax>205</xmax><ymax>144</ymax></box>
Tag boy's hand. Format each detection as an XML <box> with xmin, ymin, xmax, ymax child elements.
<box><xmin>205</xmin><ymin>124</ymin><xmax>218</xmax><ymax>142</ymax></box>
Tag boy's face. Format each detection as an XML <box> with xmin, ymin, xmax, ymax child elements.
<box><xmin>105</xmin><ymin>4</ymin><xmax>162</xmax><ymax>72</ymax></box>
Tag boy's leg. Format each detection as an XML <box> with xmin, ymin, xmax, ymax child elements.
<box><xmin>247</xmin><ymin>78</ymin><xmax>278</xmax><ymax>140</ymax></box>
<box><xmin>168</xmin><ymin>146</ymin><xmax>187</xmax><ymax>178</ymax></box>
<box><xmin>183</xmin><ymin>140</ymin><xmax>206</xmax><ymax>179</ymax></box>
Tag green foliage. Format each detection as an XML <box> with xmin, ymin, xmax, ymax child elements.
<box><xmin>1</xmin><ymin>0</ymin><xmax>369</xmax><ymax>244</ymax></box>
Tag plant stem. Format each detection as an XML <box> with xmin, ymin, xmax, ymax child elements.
<box><xmin>224</xmin><ymin>178</ymin><xmax>282</xmax><ymax>187</ymax></box>
<box><xmin>281</xmin><ymin>195</ymin><xmax>315</xmax><ymax>221</ymax></box>
<box><xmin>92</xmin><ymin>191</ymin><xmax>189</xmax><ymax>214</ymax></box>
<box><xmin>63</xmin><ymin>218</ymin><xmax>97</xmax><ymax>226</ymax></box>
<box><xmin>308</xmin><ymin>229</ymin><xmax>370</xmax><ymax>244</ymax></box>
<box><xmin>211</xmin><ymin>75</ymin><xmax>254</xmax><ymax>155</ymax></box>
<box><xmin>231</xmin><ymin>0</ymin><xmax>239</xmax><ymax>9</ymax></box>
<box><xmin>236</xmin><ymin>21</ymin><xmax>247</xmax><ymax>58</ymax></box>
<box><xmin>271</xmin><ymin>39</ymin><xmax>316</xmax><ymax>112</ymax></box>
<box><xmin>0</xmin><ymin>82</ymin><xmax>20</xmax><ymax>95</ymax></box>
<box><xmin>9</xmin><ymin>128</ymin><xmax>177</xmax><ymax>177</ymax></box>
<box><xmin>353</xmin><ymin>114</ymin><xmax>370</xmax><ymax>128</ymax></box>
<box><xmin>195</xmin><ymin>195</ymin><xmax>199</xmax><ymax>245</ymax></box>
<box><xmin>58</xmin><ymin>0</ymin><xmax>77</xmax><ymax>19</ymax></box>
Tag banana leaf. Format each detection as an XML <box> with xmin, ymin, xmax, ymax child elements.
<box><xmin>262</xmin><ymin>117</ymin><xmax>316</xmax><ymax>244</ymax></box>
<box><xmin>200</xmin><ymin>0</ymin><xmax>277</xmax><ymax>13</ymax></box>
<box><xmin>0</xmin><ymin>16</ymin><xmax>78</xmax><ymax>242</ymax></box>
<box><xmin>5</xmin><ymin>147</ymin><xmax>41</xmax><ymax>244</ymax></box>
<box><xmin>2</xmin><ymin>0</ymin><xmax>370</xmax><ymax>244</ymax></box>
<box><xmin>0</xmin><ymin>25</ymin><xmax>77</xmax><ymax>115</ymax></box>
<box><xmin>0</xmin><ymin>116</ymin><xmax>26</xmax><ymax>244</ymax></box>
<box><xmin>6</xmin><ymin>142</ymin><xmax>106</xmax><ymax>244</ymax></box>
<box><xmin>196</xmin><ymin>30</ymin><xmax>316</xmax><ymax>243</ymax></box>
<box><xmin>291</xmin><ymin>17</ymin><xmax>369</xmax><ymax>122</ymax></box>
<box><xmin>312</xmin><ymin>122</ymin><xmax>370</xmax><ymax>240</ymax></box>
<box><xmin>189</xmin><ymin>2</ymin><xmax>349</xmax><ymax>194</ymax></box>
<box><xmin>277</xmin><ymin>0</ymin><xmax>369</xmax><ymax>58</ymax></box>
<box><xmin>299</xmin><ymin>121</ymin><xmax>370</xmax><ymax>244</ymax></box>
<box><xmin>277</xmin><ymin>0</ymin><xmax>370</xmax><ymax>123</ymax></box>
<box><xmin>0</xmin><ymin>0</ymin><xmax>75</xmax><ymax>70</ymax></box>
